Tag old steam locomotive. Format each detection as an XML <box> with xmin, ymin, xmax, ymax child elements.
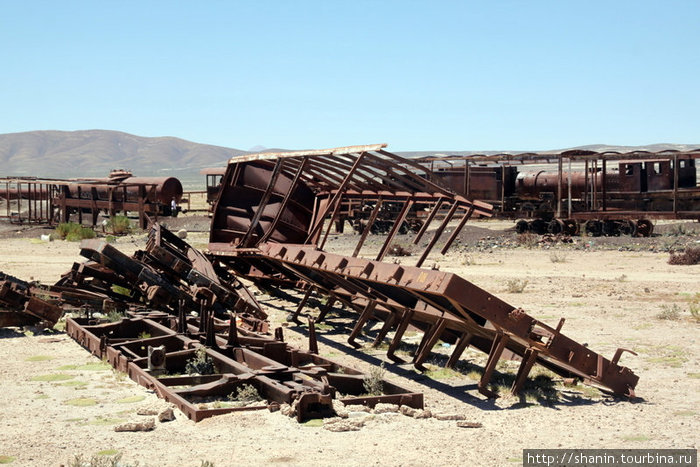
<box><xmin>420</xmin><ymin>149</ymin><xmax>700</xmax><ymax>236</ymax></box>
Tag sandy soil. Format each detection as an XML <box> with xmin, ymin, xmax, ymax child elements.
<box><xmin>0</xmin><ymin>220</ymin><xmax>698</xmax><ymax>466</ymax></box>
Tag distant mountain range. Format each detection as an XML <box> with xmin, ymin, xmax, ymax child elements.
<box><xmin>0</xmin><ymin>130</ymin><xmax>247</xmax><ymax>178</ymax></box>
<box><xmin>1</xmin><ymin>130</ymin><xmax>698</xmax><ymax>179</ymax></box>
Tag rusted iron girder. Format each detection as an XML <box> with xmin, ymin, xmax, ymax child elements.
<box><xmin>239</xmin><ymin>243</ymin><xmax>639</xmax><ymax>398</ymax></box>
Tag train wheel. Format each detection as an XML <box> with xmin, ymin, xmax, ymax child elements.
<box><xmin>602</xmin><ymin>220</ymin><xmax>620</xmax><ymax>237</ymax></box>
<box><xmin>584</xmin><ymin>220</ymin><xmax>602</xmax><ymax>237</ymax></box>
<box><xmin>529</xmin><ymin>219</ymin><xmax>548</xmax><ymax>235</ymax></box>
<box><xmin>515</xmin><ymin>219</ymin><xmax>529</xmax><ymax>234</ymax></box>
<box><xmin>563</xmin><ymin>219</ymin><xmax>579</xmax><ymax>236</ymax></box>
<box><xmin>636</xmin><ymin>219</ymin><xmax>654</xmax><ymax>237</ymax></box>
<box><xmin>619</xmin><ymin>220</ymin><xmax>637</xmax><ymax>237</ymax></box>
<box><xmin>547</xmin><ymin>219</ymin><xmax>564</xmax><ymax>234</ymax></box>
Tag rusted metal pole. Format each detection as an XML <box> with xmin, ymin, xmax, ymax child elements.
<box><xmin>478</xmin><ymin>332</ymin><xmax>509</xmax><ymax>398</ymax></box>
<box><xmin>290</xmin><ymin>287</ymin><xmax>313</xmax><ymax>325</ymax></box>
<box><xmin>412</xmin><ymin>198</ymin><xmax>444</xmax><ymax>245</ymax></box>
<box><xmin>347</xmin><ymin>300</ymin><xmax>376</xmax><ymax>348</ymax></box>
<box><xmin>77</xmin><ymin>186</ymin><xmax>82</xmax><ymax>224</ymax></box>
<box><xmin>501</xmin><ymin>165</ymin><xmax>506</xmax><ymax>214</ymax></box>
<box><xmin>567</xmin><ymin>157</ymin><xmax>572</xmax><ymax>218</ymax></box>
<box><xmin>27</xmin><ymin>182</ymin><xmax>32</xmax><ymax>222</ymax></box>
<box><xmin>446</xmin><ymin>332</ymin><xmax>473</xmax><ymax>369</ymax></box>
<box><xmin>318</xmin><ymin>190</ymin><xmax>346</xmax><ymax>250</ymax></box>
<box><xmin>557</xmin><ymin>155</ymin><xmax>562</xmax><ymax>218</ymax></box>
<box><xmin>673</xmin><ymin>154</ymin><xmax>678</xmax><ymax>214</ymax></box>
<box><xmin>440</xmin><ymin>205</ymin><xmax>475</xmax><ymax>254</ymax></box>
<box><xmin>584</xmin><ymin>160</ymin><xmax>589</xmax><ymax>210</ymax></box>
<box><xmin>308</xmin><ymin>317</ymin><xmax>318</xmax><ymax>354</ymax></box>
<box><xmin>510</xmin><ymin>347</ymin><xmax>538</xmax><ymax>396</ymax></box>
<box><xmin>415</xmin><ymin>200</ymin><xmax>460</xmax><ymax>268</ymax></box>
<box><xmin>592</xmin><ymin>160</ymin><xmax>597</xmax><ymax>210</ymax></box>
<box><xmin>413</xmin><ymin>318</ymin><xmax>447</xmax><ymax>370</ymax></box>
<box><xmin>375</xmin><ymin>199</ymin><xmax>414</xmax><ymax>262</ymax></box>
<box><xmin>602</xmin><ymin>159</ymin><xmax>607</xmax><ymax>212</ymax></box>
<box><xmin>386</xmin><ymin>309</ymin><xmax>414</xmax><ymax>363</ymax></box>
<box><xmin>352</xmin><ymin>197</ymin><xmax>383</xmax><ymax>257</ymax></box>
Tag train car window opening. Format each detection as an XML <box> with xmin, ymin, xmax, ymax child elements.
<box><xmin>652</xmin><ymin>162</ymin><xmax>661</xmax><ymax>174</ymax></box>
<box><xmin>624</xmin><ymin>164</ymin><xmax>634</xmax><ymax>176</ymax></box>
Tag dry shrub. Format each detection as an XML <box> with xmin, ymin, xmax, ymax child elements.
<box><xmin>363</xmin><ymin>363</ymin><xmax>386</xmax><ymax>396</ymax></box>
<box><xmin>389</xmin><ymin>244</ymin><xmax>411</xmax><ymax>256</ymax></box>
<box><xmin>668</xmin><ymin>247</ymin><xmax>700</xmax><ymax>265</ymax></box>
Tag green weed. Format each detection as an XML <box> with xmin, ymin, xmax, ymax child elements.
<box><xmin>63</xmin><ymin>398</ymin><xmax>98</xmax><ymax>407</ymax></box>
<box><xmin>115</xmin><ymin>395</ymin><xmax>145</xmax><ymax>404</ymax></box>
<box><xmin>228</xmin><ymin>384</ymin><xmax>262</xmax><ymax>403</ymax></box>
<box><xmin>25</xmin><ymin>355</ymin><xmax>54</xmax><ymax>362</ymax></box>
<box><xmin>185</xmin><ymin>347</ymin><xmax>215</xmax><ymax>375</ymax></box>
<box><xmin>55</xmin><ymin>222</ymin><xmax>96</xmax><ymax>241</ymax></box>
<box><xmin>32</xmin><ymin>373</ymin><xmax>74</xmax><ymax>382</ymax></box>
<box><xmin>106</xmin><ymin>215</ymin><xmax>132</xmax><ymax>235</ymax></box>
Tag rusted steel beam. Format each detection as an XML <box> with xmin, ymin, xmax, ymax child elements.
<box><xmin>478</xmin><ymin>332</ymin><xmax>509</xmax><ymax>398</ymax></box>
<box><xmin>415</xmin><ymin>200</ymin><xmax>460</xmax><ymax>268</ymax></box>
<box><xmin>446</xmin><ymin>331</ymin><xmax>473</xmax><ymax>369</ymax></box>
<box><xmin>413</xmin><ymin>197</ymin><xmax>444</xmax><ymax>245</ymax></box>
<box><xmin>375</xmin><ymin>199</ymin><xmax>413</xmax><ymax>261</ymax></box>
<box><xmin>253</xmin><ymin>243</ymin><xmax>639</xmax><ymax>398</ymax></box>
<box><xmin>440</xmin><ymin>204</ymin><xmax>475</xmax><ymax>254</ymax></box>
<box><xmin>352</xmin><ymin>197</ymin><xmax>383</xmax><ymax>257</ymax></box>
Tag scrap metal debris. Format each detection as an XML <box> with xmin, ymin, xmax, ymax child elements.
<box><xmin>208</xmin><ymin>144</ymin><xmax>639</xmax><ymax>398</ymax></box>
<box><xmin>0</xmin><ymin>272</ymin><xmax>62</xmax><ymax>328</ymax></box>
<box><xmin>59</xmin><ymin>223</ymin><xmax>421</xmax><ymax>422</ymax></box>
<box><xmin>0</xmin><ymin>144</ymin><xmax>640</xmax><ymax>422</ymax></box>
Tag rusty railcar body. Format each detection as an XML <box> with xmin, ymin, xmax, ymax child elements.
<box><xmin>420</xmin><ymin>150</ymin><xmax>700</xmax><ymax>236</ymax></box>
<box><xmin>206</xmin><ymin>144</ymin><xmax>638</xmax><ymax>401</ymax></box>
<box><xmin>1</xmin><ymin>171</ymin><xmax>184</xmax><ymax>226</ymax></box>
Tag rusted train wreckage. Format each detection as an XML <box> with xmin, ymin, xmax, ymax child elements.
<box><xmin>1</xmin><ymin>144</ymin><xmax>639</xmax><ymax>422</ymax></box>
<box><xmin>419</xmin><ymin>149</ymin><xmax>700</xmax><ymax>236</ymax></box>
<box><xmin>0</xmin><ymin>170</ymin><xmax>183</xmax><ymax>227</ymax></box>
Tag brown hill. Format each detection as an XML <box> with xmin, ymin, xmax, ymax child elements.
<box><xmin>3</xmin><ymin>130</ymin><xmax>697</xmax><ymax>180</ymax></box>
<box><xmin>0</xmin><ymin>130</ymin><xmax>247</xmax><ymax>178</ymax></box>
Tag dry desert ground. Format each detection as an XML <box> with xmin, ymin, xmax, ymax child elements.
<box><xmin>0</xmin><ymin>219</ymin><xmax>698</xmax><ymax>466</ymax></box>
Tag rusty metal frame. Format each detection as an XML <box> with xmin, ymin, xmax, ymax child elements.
<box><xmin>234</xmin><ymin>243</ymin><xmax>639</xmax><ymax>398</ymax></box>
<box><xmin>65</xmin><ymin>311</ymin><xmax>423</xmax><ymax>422</ymax></box>
<box><xmin>209</xmin><ymin>144</ymin><xmax>493</xmax><ymax>268</ymax></box>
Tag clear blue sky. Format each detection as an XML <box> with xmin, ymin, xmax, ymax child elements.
<box><xmin>1</xmin><ymin>1</ymin><xmax>698</xmax><ymax>152</ymax></box>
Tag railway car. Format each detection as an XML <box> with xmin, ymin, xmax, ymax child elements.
<box><xmin>421</xmin><ymin>150</ymin><xmax>700</xmax><ymax>236</ymax></box>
